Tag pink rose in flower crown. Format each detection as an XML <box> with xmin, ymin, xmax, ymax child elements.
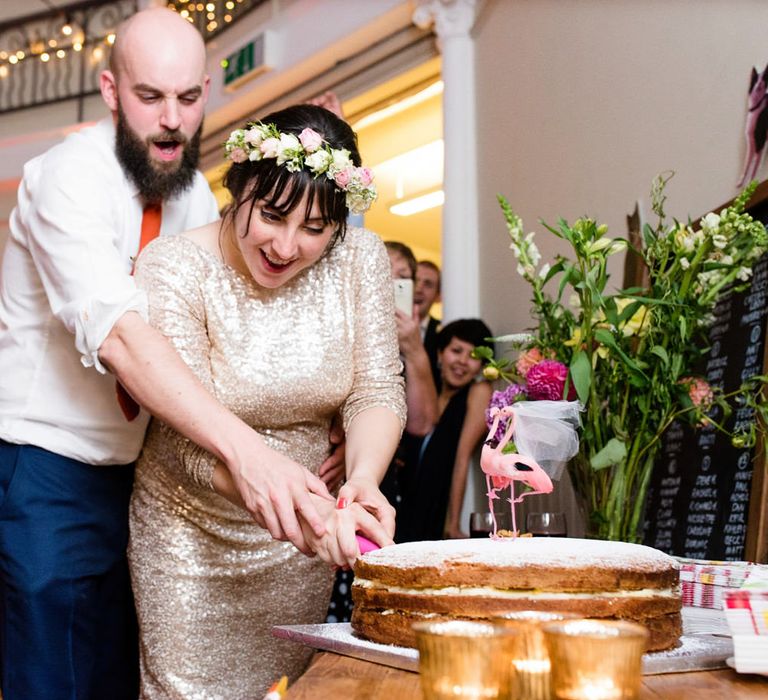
<box><xmin>298</xmin><ymin>128</ymin><xmax>323</xmax><ymax>153</ymax></box>
<box><xmin>516</xmin><ymin>347</ymin><xmax>546</xmax><ymax>378</ymax></box>
<box><xmin>357</xmin><ymin>167</ymin><xmax>374</xmax><ymax>187</ymax></box>
<box><xmin>334</xmin><ymin>167</ymin><xmax>353</xmax><ymax>189</ymax></box>
<box><xmin>526</xmin><ymin>359</ymin><xmax>576</xmax><ymax>401</ymax></box>
<box><xmin>228</xmin><ymin>147</ymin><xmax>247</xmax><ymax>163</ymax></box>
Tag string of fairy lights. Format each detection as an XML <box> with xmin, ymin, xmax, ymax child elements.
<box><xmin>166</xmin><ymin>0</ymin><xmax>250</xmax><ymax>34</ymax></box>
<box><xmin>0</xmin><ymin>0</ymin><xmax>257</xmax><ymax>83</ymax></box>
<box><xmin>0</xmin><ymin>19</ymin><xmax>113</xmax><ymax>81</ymax></box>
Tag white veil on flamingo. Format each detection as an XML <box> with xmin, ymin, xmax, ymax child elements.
<box><xmin>480</xmin><ymin>400</ymin><xmax>582</xmax><ymax>537</ymax></box>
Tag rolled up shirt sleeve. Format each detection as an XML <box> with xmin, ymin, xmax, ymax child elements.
<box><xmin>17</xmin><ymin>150</ymin><xmax>148</xmax><ymax>373</ymax></box>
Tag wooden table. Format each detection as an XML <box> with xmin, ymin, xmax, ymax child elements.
<box><xmin>285</xmin><ymin>651</ymin><xmax>768</xmax><ymax>699</ymax></box>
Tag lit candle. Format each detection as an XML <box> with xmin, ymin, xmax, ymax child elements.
<box><xmin>512</xmin><ymin>658</ymin><xmax>550</xmax><ymax>700</ymax></box>
<box><xmin>512</xmin><ymin>658</ymin><xmax>550</xmax><ymax>674</ymax></box>
<box><xmin>559</xmin><ymin>676</ymin><xmax>622</xmax><ymax>700</ymax></box>
<box><xmin>432</xmin><ymin>677</ymin><xmax>501</xmax><ymax>699</ymax></box>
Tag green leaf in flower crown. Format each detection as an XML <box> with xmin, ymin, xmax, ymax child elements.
<box><xmin>569</xmin><ymin>349</ymin><xmax>591</xmax><ymax>404</ymax></box>
<box><xmin>590</xmin><ymin>437</ymin><xmax>628</xmax><ymax>471</ymax></box>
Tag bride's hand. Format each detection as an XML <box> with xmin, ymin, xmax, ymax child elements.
<box><xmin>212</xmin><ymin>452</ymin><xmax>333</xmax><ymax>556</ymax></box>
<box><xmin>336</xmin><ymin>476</ymin><xmax>396</xmax><ymax>540</ymax></box>
<box><xmin>299</xmin><ymin>494</ymin><xmax>393</xmax><ymax>568</ymax></box>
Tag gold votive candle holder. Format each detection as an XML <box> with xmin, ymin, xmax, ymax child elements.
<box><xmin>542</xmin><ymin>619</ymin><xmax>649</xmax><ymax>700</ymax></box>
<box><xmin>493</xmin><ymin>610</ymin><xmax>580</xmax><ymax>700</ymax></box>
<box><xmin>413</xmin><ymin>620</ymin><xmax>519</xmax><ymax>700</ymax></box>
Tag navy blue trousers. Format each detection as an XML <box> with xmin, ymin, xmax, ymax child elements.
<box><xmin>0</xmin><ymin>440</ymin><xmax>138</xmax><ymax>699</ymax></box>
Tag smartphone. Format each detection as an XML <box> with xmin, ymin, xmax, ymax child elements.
<box><xmin>393</xmin><ymin>278</ymin><xmax>414</xmax><ymax>315</ymax></box>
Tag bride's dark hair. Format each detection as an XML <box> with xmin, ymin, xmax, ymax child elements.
<box><xmin>222</xmin><ymin>104</ymin><xmax>361</xmax><ymax>243</ymax></box>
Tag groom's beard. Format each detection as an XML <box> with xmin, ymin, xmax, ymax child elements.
<box><xmin>116</xmin><ymin>104</ymin><xmax>202</xmax><ymax>204</ymax></box>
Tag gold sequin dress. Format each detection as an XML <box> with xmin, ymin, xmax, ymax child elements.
<box><xmin>128</xmin><ymin>228</ymin><xmax>405</xmax><ymax>699</ymax></box>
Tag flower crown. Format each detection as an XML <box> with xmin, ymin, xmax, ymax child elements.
<box><xmin>224</xmin><ymin>122</ymin><xmax>377</xmax><ymax>215</ymax></box>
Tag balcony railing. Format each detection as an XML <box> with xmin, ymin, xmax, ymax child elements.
<box><xmin>0</xmin><ymin>0</ymin><xmax>267</xmax><ymax>117</ymax></box>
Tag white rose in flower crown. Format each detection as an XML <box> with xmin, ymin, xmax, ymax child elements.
<box><xmin>276</xmin><ymin>133</ymin><xmax>302</xmax><ymax>168</ymax></box>
<box><xmin>243</xmin><ymin>127</ymin><xmax>264</xmax><ymax>147</ymax></box>
<box><xmin>329</xmin><ymin>148</ymin><xmax>352</xmax><ymax>173</ymax></box>
<box><xmin>260</xmin><ymin>137</ymin><xmax>280</xmax><ymax>159</ymax></box>
<box><xmin>305</xmin><ymin>150</ymin><xmax>332</xmax><ymax>174</ymax></box>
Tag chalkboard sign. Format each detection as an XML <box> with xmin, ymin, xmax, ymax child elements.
<box><xmin>642</xmin><ymin>187</ymin><xmax>768</xmax><ymax>564</ymax></box>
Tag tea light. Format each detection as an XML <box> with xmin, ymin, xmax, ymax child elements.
<box><xmin>559</xmin><ymin>676</ymin><xmax>622</xmax><ymax>700</ymax></box>
<box><xmin>413</xmin><ymin>620</ymin><xmax>519</xmax><ymax>700</ymax></box>
<box><xmin>542</xmin><ymin>619</ymin><xmax>649</xmax><ymax>700</ymax></box>
<box><xmin>493</xmin><ymin>610</ymin><xmax>579</xmax><ymax>700</ymax></box>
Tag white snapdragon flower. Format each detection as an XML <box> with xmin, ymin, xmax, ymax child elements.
<box><xmin>538</xmin><ymin>262</ymin><xmax>551</xmax><ymax>279</ymax></box>
<box><xmin>701</xmin><ymin>212</ymin><xmax>721</xmax><ymax>232</ymax></box>
<box><xmin>528</xmin><ymin>241</ymin><xmax>541</xmax><ymax>266</ymax></box>
<box><xmin>737</xmin><ymin>267</ymin><xmax>752</xmax><ymax>282</ymax></box>
<box><xmin>712</xmin><ymin>233</ymin><xmax>728</xmax><ymax>249</ymax></box>
<box><xmin>674</xmin><ymin>226</ymin><xmax>696</xmax><ymax>253</ymax></box>
<box><xmin>680</xmin><ymin>257</ymin><xmax>690</xmax><ymax>270</ymax></box>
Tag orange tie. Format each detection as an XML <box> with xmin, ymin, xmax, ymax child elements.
<box><xmin>116</xmin><ymin>203</ymin><xmax>162</xmax><ymax>421</ymax></box>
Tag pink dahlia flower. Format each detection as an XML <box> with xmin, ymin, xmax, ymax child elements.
<box><xmin>526</xmin><ymin>359</ymin><xmax>575</xmax><ymax>401</ymax></box>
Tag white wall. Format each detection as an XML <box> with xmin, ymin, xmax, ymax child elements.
<box><xmin>474</xmin><ymin>0</ymin><xmax>768</xmax><ymax>338</ymax></box>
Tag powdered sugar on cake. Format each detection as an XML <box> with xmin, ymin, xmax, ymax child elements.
<box><xmin>360</xmin><ymin>538</ymin><xmax>677</xmax><ymax>573</ymax></box>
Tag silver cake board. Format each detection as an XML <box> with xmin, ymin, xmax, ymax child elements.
<box><xmin>272</xmin><ymin>623</ymin><xmax>734</xmax><ymax>676</ymax></box>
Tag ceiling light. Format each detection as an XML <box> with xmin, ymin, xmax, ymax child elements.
<box><xmin>390</xmin><ymin>190</ymin><xmax>444</xmax><ymax>217</ymax></box>
<box><xmin>352</xmin><ymin>81</ymin><xmax>443</xmax><ymax>130</ymax></box>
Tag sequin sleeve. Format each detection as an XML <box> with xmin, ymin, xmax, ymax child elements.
<box><xmin>134</xmin><ymin>236</ymin><xmax>217</xmax><ymax>488</ymax></box>
<box><xmin>340</xmin><ymin>229</ymin><xmax>406</xmax><ymax>432</ymax></box>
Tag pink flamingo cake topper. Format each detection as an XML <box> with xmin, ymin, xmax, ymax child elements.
<box><xmin>480</xmin><ymin>400</ymin><xmax>582</xmax><ymax>538</ymax></box>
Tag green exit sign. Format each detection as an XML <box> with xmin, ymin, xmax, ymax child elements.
<box><xmin>222</xmin><ymin>33</ymin><xmax>271</xmax><ymax>89</ymax></box>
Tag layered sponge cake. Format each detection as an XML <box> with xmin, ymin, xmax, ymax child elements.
<box><xmin>351</xmin><ymin>537</ymin><xmax>681</xmax><ymax>651</ymax></box>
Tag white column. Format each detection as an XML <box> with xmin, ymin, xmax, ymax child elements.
<box><xmin>413</xmin><ymin>0</ymin><xmax>481</xmax><ymax>322</ymax></box>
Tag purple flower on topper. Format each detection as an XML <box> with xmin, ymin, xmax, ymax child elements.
<box><xmin>485</xmin><ymin>384</ymin><xmax>527</xmax><ymax>442</ymax></box>
<box><xmin>526</xmin><ymin>360</ymin><xmax>576</xmax><ymax>401</ymax></box>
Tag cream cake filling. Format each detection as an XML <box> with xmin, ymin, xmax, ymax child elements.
<box><xmin>354</xmin><ymin>578</ymin><xmax>679</xmax><ymax>599</ymax></box>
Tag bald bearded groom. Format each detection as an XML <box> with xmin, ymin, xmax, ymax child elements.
<box><xmin>0</xmin><ymin>9</ymin><xmax>333</xmax><ymax>698</ymax></box>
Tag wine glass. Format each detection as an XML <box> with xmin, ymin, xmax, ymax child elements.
<box><xmin>526</xmin><ymin>511</ymin><xmax>567</xmax><ymax>537</ymax></box>
<box><xmin>469</xmin><ymin>512</ymin><xmax>494</xmax><ymax>538</ymax></box>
